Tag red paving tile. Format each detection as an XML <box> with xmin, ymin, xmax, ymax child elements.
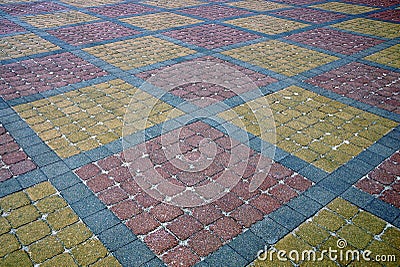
<box><xmin>47</xmin><ymin>21</ymin><xmax>140</xmax><ymax>45</ymax></box>
<box><xmin>179</xmin><ymin>5</ymin><xmax>252</xmax><ymax>20</ymax></box>
<box><xmin>167</xmin><ymin>214</ymin><xmax>203</xmax><ymax>240</ymax></box>
<box><xmin>0</xmin><ymin>1</ymin><xmax>66</xmax><ymax>15</ymax></box>
<box><xmin>163</xmin><ymin>24</ymin><xmax>261</xmax><ymax>49</ymax></box>
<box><xmin>273</xmin><ymin>7</ymin><xmax>346</xmax><ymax>23</ymax></box>
<box><xmin>163</xmin><ymin>246</ymin><xmax>200</xmax><ymax>267</ymax></box>
<box><xmin>285</xmin><ymin>28</ymin><xmax>384</xmax><ymax>55</ymax></box>
<box><xmin>0</xmin><ymin>19</ymin><xmax>25</xmax><ymax>34</ymax></box>
<box><xmin>369</xmin><ymin>9</ymin><xmax>400</xmax><ymax>22</ymax></box>
<box><xmin>144</xmin><ymin>229</ymin><xmax>178</xmax><ymax>254</ymax></box>
<box><xmin>0</xmin><ymin>125</ymin><xmax>36</xmax><ymax>181</ymax></box>
<box><xmin>341</xmin><ymin>0</ymin><xmax>400</xmax><ymax>7</ymax></box>
<box><xmin>0</xmin><ymin>53</ymin><xmax>107</xmax><ymax>100</ymax></box>
<box><xmin>306</xmin><ymin>62</ymin><xmax>400</xmax><ymax>114</ymax></box>
<box><xmin>356</xmin><ymin>150</ymin><xmax>400</xmax><ymax>208</ymax></box>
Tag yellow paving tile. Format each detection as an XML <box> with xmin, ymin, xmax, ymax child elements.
<box><xmin>121</xmin><ymin>12</ymin><xmax>202</xmax><ymax>30</ymax></box>
<box><xmin>364</xmin><ymin>44</ymin><xmax>400</xmax><ymax>68</ymax></box>
<box><xmin>144</xmin><ymin>0</ymin><xmax>203</xmax><ymax>8</ymax></box>
<box><xmin>84</xmin><ymin>36</ymin><xmax>196</xmax><ymax>70</ymax></box>
<box><xmin>311</xmin><ymin>2</ymin><xmax>378</xmax><ymax>14</ymax></box>
<box><xmin>226</xmin><ymin>15</ymin><xmax>309</xmax><ymax>35</ymax></box>
<box><xmin>21</xmin><ymin>11</ymin><xmax>98</xmax><ymax>28</ymax></box>
<box><xmin>0</xmin><ymin>33</ymin><xmax>59</xmax><ymax>60</ymax></box>
<box><xmin>61</xmin><ymin>0</ymin><xmax>122</xmax><ymax>7</ymax></box>
<box><xmin>219</xmin><ymin>86</ymin><xmax>398</xmax><ymax>172</ymax></box>
<box><xmin>333</xmin><ymin>18</ymin><xmax>400</xmax><ymax>38</ymax></box>
<box><xmin>228</xmin><ymin>0</ymin><xmax>290</xmax><ymax>11</ymax></box>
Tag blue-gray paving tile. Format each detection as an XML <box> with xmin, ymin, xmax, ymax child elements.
<box><xmin>0</xmin><ymin>178</ymin><xmax>22</xmax><ymax>198</ymax></box>
<box><xmin>70</xmin><ymin>194</ymin><xmax>106</xmax><ymax>218</ymax></box>
<box><xmin>83</xmin><ymin>208</ymin><xmax>120</xmax><ymax>234</ymax></box>
<box><xmin>273</xmin><ymin>147</ymin><xmax>288</xmax><ymax>162</ymax></box>
<box><xmin>377</xmin><ymin>135</ymin><xmax>398</xmax><ymax>150</ymax></box>
<box><xmin>250</xmin><ymin>217</ymin><xmax>289</xmax><ymax>244</ymax></box>
<box><xmin>41</xmin><ymin>161</ymin><xmax>70</xmax><ymax>178</ymax></box>
<box><xmin>393</xmin><ymin>216</ymin><xmax>400</xmax><ymax>229</ymax></box>
<box><xmin>279</xmin><ymin>155</ymin><xmax>308</xmax><ymax>172</ymax></box>
<box><xmin>193</xmin><ymin>260</ymin><xmax>209</xmax><ymax>267</ymax></box>
<box><xmin>84</xmin><ymin>146</ymin><xmax>112</xmax><ymax>162</ymax></box>
<box><xmin>17</xmin><ymin>169</ymin><xmax>47</xmax><ymax>188</ymax></box>
<box><xmin>345</xmin><ymin>158</ymin><xmax>374</xmax><ymax>176</ymax></box>
<box><xmin>32</xmin><ymin>151</ymin><xmax>60</xmax><ymax>167</ymax></box>
<box><xmin>269</xmin><ymin>206</ymin><xmax>306</xmax><ymax>231</ymax></box>
<box><xmin>287</xmin><ymin>194</ymin><xmax>322</xmax><ymax>218</ymax></box>
<box><xmin>304</xmin><ymin>185</ymin><xmax>336</xmax><ymax>206</ymax></box>
<box><xmin>50</xmin><ymin>171</ymin><xmax>81</xmax><ymax>191</ymax></box>
<box><xmin>114</xmin><ymin>240</ymin><xmax>155</xmax><ymax>267</ymax></box>
<box><xmin>330</xmin><ymin>166</ymin><xmax>361</xmax><ymax>184</ymax></box>
<box><xmin>11</xmin><ymin>127</ymin><xmax>36</xmax><ymax>139</ymax></box>
<box><xmin>341</xmin><ymin>187</ymin><xmax>374</xmax><ymax>209</ymax></box>
<box><xmin>98</xmin><ymin>223</ymin><xmax>136</xmax><ymax>251</ymax></box>
<box><xmin>365</xmin><ymin>199</ymin><xmax>400</xmax><ymax>223</ymax></box>
<box><xmin>24</xmin><ymin>142</ymin><xmax>50</xmax><ymax>157</ymax></box>
<box><xmin>61</xmin><ymin>182</ymin><xmax>92</xmax><ymax>204</ymax></box>
<box><xmin>104</xmin><ymin>140</ymin><xmax>123</xmax><ymax>154</ymax></box>
<box><xmin>17</xmin><ymin>134</ymin><xmax>42</xmax><ymax>148</ymax></box>
<box><xmin>204</xmin><ymin>245</ymin><xmax>247</xmax><ymax>267</ymax></box>
<box><xmin>64</xmin><ymin>153</ymin><xmax>92</xmax><ymax>170</ymax></box>
<box><xmin>319</xmin><ymin>175</ymin><xmax>351</xmax><ymax>195</ymax></box>
<box><xmin>141</xmin><ymin>257</ymin><xmax>166</xmax><ymax>267</ymax></box>
<box><xmin>3</xmin><ymin>120</ymin><xmax>27</xmax><ymax>132</ymax></box>
<box><xmin>228</xmin><ymin>230</ymin><xmax>265</xmax><ymax>262</ymax></box>
<box><xmin>356</xmin><ymin>150</ymin><xmax>385</xmax><ymax>168</ymax></box>
<box><xmin>0</xmin><ymin>114</ymin><xmax>20</xmax><ymax>124</ymax></box>
<box><xmin>298</xmin><ymin>165</ymin><xmax>328</xmax><ymax>183</ymax></box>
<box><xmin>367</xmin><ymin>143</ymin><xmax>395</xmax><ymax>159</ymax></box>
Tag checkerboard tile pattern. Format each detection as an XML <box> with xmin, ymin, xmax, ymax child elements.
<box><xmin>0</xmin><ymin>182</ymin><xmax>120</xmax><ymax>266</ymax></box>
<box><xmin>222</xmin><ymin>40</ymin><xmax>338</xmax><ymax>76</ymax></box>
<box><xmin>75</xmin><ymin>121</ymin><xmax>312</xmax><ymax>263</ymax></box>
<box><xmin>1</xmin><ymin>0</ymin><xmax>400</xmax><ymax>266</ymax></box>
<box><xmin>84</xmin><ymin>36</ymin><xmax>196</xmax><ymax>70</ymax></box>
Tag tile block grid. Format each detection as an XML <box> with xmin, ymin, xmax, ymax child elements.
<box><xmin>0</xmin><ymin>182</ymin><xmax>121</xmax><ymax>266</ymax></box>
<box><xmin>253</xmin><ymin>198</ymin><xmax>400</xmax><ymax>266</ymax></box>
<box><xmin>74</xmin><ymin>121</ymin><xmax>313</xmax><ymax>266</ymax></box>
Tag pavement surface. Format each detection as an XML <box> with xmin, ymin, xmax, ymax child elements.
<box><xmin>0</xmin><ymin>0</ymin><xmax>399</xmax><ymax>266</ymax></box>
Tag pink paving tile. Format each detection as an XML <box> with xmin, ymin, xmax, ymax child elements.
<box><xmin>0</xmin><ymin>1</ymin><xmax>66</xmax><ymax>16</ymax></box>
<box><xmin>136</xmin><ymin>56</ymin><xmax>276</xmax><ymax>106</ymax></box>
<box><xmin>179</xmin><ymin>5</ymin><xmax>252</xmax><ymax>20</ymax></box>
<box><xmin>89</xmin><ymin>3</ymin><xmax>156</xmax><ymax>18</ymax></box>
<box><xmin>285</xmin><ymin>28</ymin><xmax>383</xmax><ymax>55</ymax></box>
<box><xmin>0</xmin><ymin>52</ymin><xmax>108</xmax><ymax>100</ymax></box>
<box><xmin>74</xmin><ymin>121</ymin><xmax>312</xmax><ymax>261</ymax></box>
<box><xmin>369</xmin><ymin>9</ymin><xmax>400</xmax><ymax>22</ymax></box>
<box><xmin>273</xmin><ymin>7</ymin><xmax>346</xmax><ymax>23</ymax></box>
<box><xmin>356</xmin><ymin>150</ymin><xmax>400</xmax><ymax>208</ymax></box>
<box><xmin>275</xmin><ymin>0</ymin><xmax>323</xmax><ymax>4</ymax></box>
<box><xmin>306</xmin><ymin>62</ymin><xmax>400</xmax><ymax>114</ymax></box>
<box><xmin>0</xmin><ymin>125</ymin><xmax>36</xmax><ymax>182</ymax></box>
<box><xmin>0</xmin><ymin>19</ymin><xmax>25</xmax><ymax>35</ymax></box>
<box><xmin>341</xmin><ymin>0</ymin><xmax>400</xmax><ymax>7</ymax></box>
<box><xmin>47</xmin><ymin>21</ymin><xmax>140</xmax><ymax>46</ymax></box>
<box><xmin>163</xmin><ymin>24</ymin><xmax>261</xmax><ymax>49</ymax></box>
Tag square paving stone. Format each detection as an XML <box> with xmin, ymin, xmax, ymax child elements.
<box><xmin>21</xmin><ymin>10</ymin><xmax>98</xmax><ymax>28</ymax></box>
<box><xmin>332</xmin><ymin>18</ymin><xmax>400</xmax><ymax>38</ymax></box>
